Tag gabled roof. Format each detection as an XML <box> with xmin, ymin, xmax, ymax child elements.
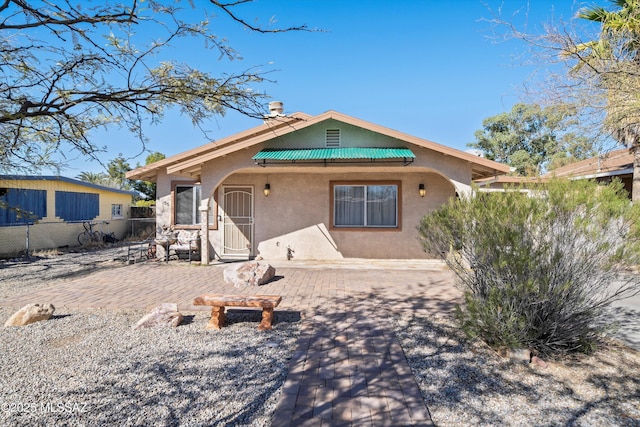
<box><xmin>543</xmin><ymin>148</ymin><xmax>633</xmax><ymax>179</ymax></box>
<box><xmin>126</xmin><ymin>110</ymin><xmax>511</xmax><ymax>181</ymax></box>
<box><xmin>0</xmin><ymin>175</ymin><xmax>138</xmax><ymax>195</ymax></box>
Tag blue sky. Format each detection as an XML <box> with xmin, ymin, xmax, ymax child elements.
<box><xmin>65</xmin><ymin>0</ymin><xmax>588</xmax><ymax>175</ymax></box>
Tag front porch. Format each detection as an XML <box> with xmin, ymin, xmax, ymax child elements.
<box><xmin>193</xmin><ymin>168</ymin><xmax>460</xmax><ymax>263</ymax></box>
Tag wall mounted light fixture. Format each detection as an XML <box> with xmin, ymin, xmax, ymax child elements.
<box><xmin>263</xmin><ymin>183</ymin><xmax>271</xmax><ymax>197</ymax></box>
<box><xmin>419</xmin><ymin>183</ymin><xmax>426</xmax><ymax>197</ymax></box>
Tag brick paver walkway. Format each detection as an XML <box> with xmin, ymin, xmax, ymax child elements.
<box><xmin>0</xmin><ymin>258</ymin><xmax>460</xmax><ymax>426</ymax></box>
<box><xmin>273</xmin><ymin>302</ymin><xmax>435</xmax><ymax>426</ymax></box>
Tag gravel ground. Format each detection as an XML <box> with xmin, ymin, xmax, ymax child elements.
<box><xmin>0</xmin><ymin>246</ymin><xmax>300</xmax><ymax>427</ymax></box>
<box><xmin>0</xmin><ymin>307</ymin><xmax>299</xmax><ymax>427</ymax></box>
<box><xmin>394</xmin><ymin>315</ymin><xmax>640</xmax><ymax>427</ymax></box>
<box><xmin>2</xmin><ymin>247</ymin><xmax>640</xmax><ymax>426</ymax></box>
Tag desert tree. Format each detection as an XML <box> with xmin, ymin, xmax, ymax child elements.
<box><xmin>470</xmin><ymin>102</ymin><xmax>598</xmax><ymax>175</ymax></box>
<box><xmin>574</xmin><ymin>1</ymin><xmax>640</xmax><ymax>200</ymax></box>
<box><xmin>106</xmin><ymin>153</ymin><xmax>131</xmax><ymax>189</ymax></box>
<box><xmin>487</xmin><ymin>0</ymin><xmax>640</xmax><ymax>200</ymax></box>
<box><xmin>0</xmin><ymin>0</ymin><xmax>307</xmax><ymax>173</ymax></box>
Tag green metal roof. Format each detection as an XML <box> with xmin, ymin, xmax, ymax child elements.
<box><xmin>252</xmin><ymin>147</ymin><xmax>415</xmax><ymax>165</ymax></box>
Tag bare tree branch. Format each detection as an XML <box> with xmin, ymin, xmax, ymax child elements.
<box><xmin>0</xmin><ymin>0</ymin><xmax>305</xmax><ymax>172</ymax></box>
<box><xmin>210</xmin><ymin>0</ymin><xmax>310</xmax><ymax>33</ymax></box>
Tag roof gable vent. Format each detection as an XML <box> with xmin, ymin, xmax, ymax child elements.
<box><xmin>326</xmin><ymin>129</ymin><xmax>340</xmax><ymax>147</ymax></box>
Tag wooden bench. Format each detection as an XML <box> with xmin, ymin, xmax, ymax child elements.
<box><xmin>192</xmin><ymin>294</ymin><xmax>282</xmax><ymax>331</ymax></box>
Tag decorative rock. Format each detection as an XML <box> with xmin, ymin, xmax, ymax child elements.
<box><xmin>133</xmin><ymin>303</ymin><xmax>183</xmax><ymax>330</ymax></box>
<box><xmin>499</xmin><ymin>347</ymin><xmax>532</xmax><ymax>363</ymax></box>
<box><xmin>531</xmin><ymin>356</ymin><xmax>548</xmax><ymax>368</ymax></box>
<box><xmin>223</xmin><ymin>261</ymin><xmax>276</xmax><ymax>287</ymax></box>
<box><xmin>4</xmin><ymin>303</ymin><xmax>55</xmax><ymax>327</ymax></box>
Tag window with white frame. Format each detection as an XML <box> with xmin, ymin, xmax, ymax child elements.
<box><xmin>332</xmin><ymin>182</ymin><xmax>399</xmax><ymax>228</ymax></box>
<box><xmin>175</xmin><ymin>184</ymin><xmax>201</xmax><ymax>225</ymax></box>
<box><xmin>111</xmin><ymin>204</ymin><xmax>123</xmax><ymax>219</ymax></box>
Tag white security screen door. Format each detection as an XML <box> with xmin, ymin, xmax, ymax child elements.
<box><xmin>221</xmin><ymin>186</ymin><xmax>253</xmax><ymax>258</ymax></box>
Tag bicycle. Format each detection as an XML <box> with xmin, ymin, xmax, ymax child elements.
<box><xmin>97</xmin><ymin>221</ymin><xmax>118</xmax><ymax>244</ymax></box>
<box><xmin>77</xmin><ymin>221</ymin><xmax>117</xmax><ymax>246</ymax></box>
<box><xmin>77</xmin><ymin>221</ymin><xmax>101</xmax><ymax>246</ymax></box>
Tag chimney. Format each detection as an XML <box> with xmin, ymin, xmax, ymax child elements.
<box><xmin>268</xmin><ymin>101</ymin><xmax>284</xmax><ymax>116</ymax></box>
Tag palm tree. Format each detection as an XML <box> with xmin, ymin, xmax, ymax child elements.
<box><xmin>576</xmin><ymin>0</ymin><xmax>640</xmax><ymax>201</ymax></box>
<box><xmin>76</xmin><ymin>171</ymin><xmax>108</xmax><ymax>184</ymax></box>
<box><xmin>76</xmin><ymin>171</ymin><xmax>122</xmax><ymax>189</ymax></box>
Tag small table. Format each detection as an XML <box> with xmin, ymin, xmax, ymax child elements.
<box><xmin>154</xmin><ymin>237</ymin><xmax>177</xmax><ymax>262</ymax></box>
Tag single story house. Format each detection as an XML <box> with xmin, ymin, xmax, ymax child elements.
<box><xmin>542</xmin><ymin>148</ymin><xmax>634</xmax><ymax>199</ymax></box>
<box><xmin>0</xmin><ymin>175</ymin><xmax>137</xmax><ymax>256</ymax></box>
<box><xmin>126</xmin><ymin>104</ymin><xmax>511</xmax><ymax>263</ymax></box>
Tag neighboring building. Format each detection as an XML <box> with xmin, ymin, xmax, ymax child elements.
<box><xmin>0</xmin><ymin>175</ymin><xmax>137</xmax><ymax>256</ymax></box>
<box><xmin>542</xmin><ymin>148</ymin><xmax>633</xmax><ymax>199</ymax></box>
<box><xmin>474</xmin><ymin>148</ymin><xmax>634</xmax><ymax>197</ymax></box>
<box><xmin>126</xmin><ymin>105</ymin><xmax>511</xmax><ymax>262</ymax></box>
<box><xmin>474</xmin><ymin>175</ymin><xmax>544</xmax><ymax>192</ymax></box>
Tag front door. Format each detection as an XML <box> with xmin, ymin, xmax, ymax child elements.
<box><xmin>221</xmin><ymin>186</ymin><xmax>253</xmax><ymax>258</ymax></box>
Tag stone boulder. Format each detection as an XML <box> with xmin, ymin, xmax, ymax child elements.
<box><xmin>223</xmin><ymin>261</ymin><xmax>276</xmax><ymax>288</ymax></box>
<box><xmin>133</xmin><ymin>303</ymin><xmax>183</xmax><ymax>330</ymax></box>
<box><xmin>4</xmin><ymin>303</ymin><xmax>55</xmax><ymax>327</ymax></box>
<box><xmin>499</xmin><ymin>347</ymin><xmax>545</xmax><ymax>366</ymax></box>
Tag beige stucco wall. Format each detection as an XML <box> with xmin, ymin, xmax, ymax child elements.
<box><xmin>0</xmin><ymin>178</ymin><xmax>133</xmax><ymax>256</ymax></box>
<box><xmin>154</xmin><ymin>171</ymin><xmax>194</xmax><ymax>232</ymax></box>
<box><xmin>228</xmin><ymin>171</ymin><xmax>454</xmax><ymax>260</ymax></box>
<box><xmin>157</xmin><ymin>168</ymin><xmax>455</xmax><ymax>260</ymax></box>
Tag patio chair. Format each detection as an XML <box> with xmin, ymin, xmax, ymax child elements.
<box><xmin>169</xmin><ymin>229</ymin><xmax>201</xmax><ymax>262</ymax></box>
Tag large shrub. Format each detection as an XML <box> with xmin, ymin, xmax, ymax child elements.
<box><xmin>419</xmin><ymin>178</ymin><xmax>640</xmax><ymax>356</ymax></box>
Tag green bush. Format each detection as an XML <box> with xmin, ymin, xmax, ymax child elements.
<box><xmin>133</xmin><ymin>199</ymin><xmax>156</xmax><ymax>207</ymax></box>
<box><xmin>419</xmin><ymin>178</ymin><xmax>640</xmax><ymax>356</ymax></box>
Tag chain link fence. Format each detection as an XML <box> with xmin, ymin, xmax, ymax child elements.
<box><xmin>127</xmin><ymin>206</ymin><xmax>157</xmax><ymax>241</ymax></box>
<box><xmin>125</xmin><ymin>218</ymin><xmax>157</xmax><ymax>241</ymax></box>
<box><xmin>0</xmin><ymin>207</ymin><xmax>156</xmax><ymax>258</ymax></box>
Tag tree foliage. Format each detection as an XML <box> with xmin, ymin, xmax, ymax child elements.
<box><xmin>106</xmin><ymin>154</ymin><xmax>131</xmax><ymax>189</ymax></box>
<box><xmin>76</xmin><ymin>151</ymin><xmax>164</xmax><ymax>201</ymax></box>
<box><xmin>77</xmin><ymin>154</ymin><xmax>130</xmax><ymax>189</ymax></box>
<box><xmin>470</xmin><ymin>103</ymin><xmax>598</xmax><ymax>175</ymax></box>
<box><xmin>488</xmin><ymin>1</ymin><xmax>640</xmax><ymax>198</ymax></box>
<box><xmin>76</xmin><ymin>171</ymin><xmax>110</xmax><ymax>185</ymax></box>
<box><xmin>419</xmin><ymin>179</ymin><xmax>640</xmax><ymax>356</ymax></box>
<box><xmin>131</xmin><ymin>151</ymin><xmax>165</xmax><ymax>202</ymax></box>
<box><xmin>0</xmin><ymin>0</ymin><xmax>306</xmax><ymax>173</ymax></box>
<box><xmin>573</xmin><ymin>1</ymin><xmax>640</xmax><ymax>201</ymax></box>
